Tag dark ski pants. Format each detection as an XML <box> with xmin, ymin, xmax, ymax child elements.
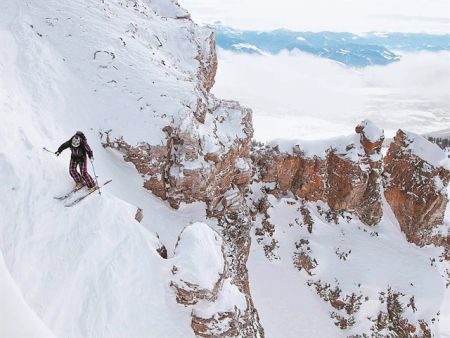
<box><xmin>69</xmin><ymin>158</ymin><xmax>95</xmax><ymax>188</ymax></box>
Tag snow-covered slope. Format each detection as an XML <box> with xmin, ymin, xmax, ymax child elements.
<box><xmin>247</xmin><ymin>195</ymin><xmax>449</xmax><ymax>337</ymax></box>
<box><xmin>248</xmin><ymin>125</ymin><xmax>450</xmax><ymax>337</ymax></box>
<box><xmin>0</xmin><ymin>252</ymin><xmax>55</xmax><ymax>337</ymax></box>
<box><xmin>0</xmin><ymin>0</ymin><xmax>224</xmax><ymax>336</ymax></box>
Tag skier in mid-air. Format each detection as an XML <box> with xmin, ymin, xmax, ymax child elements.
<box><xmin>55</xmin><ymin>131</ymin><xmax>97</xmax><ymax>192</ymax></box>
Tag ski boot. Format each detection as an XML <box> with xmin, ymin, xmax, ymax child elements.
<box><xmin>75</xmin><ymin>183</ymin><xmax>84</xmax><ymax>190</ymax></box>
<box><xmin>88</xmin><ymin>185</ymin><xmax>97</xmax><ymax>193</ymax></box>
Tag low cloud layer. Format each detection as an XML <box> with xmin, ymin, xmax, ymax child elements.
<box><xmin>213</xmin><ymin>50</ymin><xmax>450</xmax><ymax>140</ymax></box>
<box><xmin>180</xmin><ymin>0</ymin><xmax>450</xmax><ymax>33</ymax></box>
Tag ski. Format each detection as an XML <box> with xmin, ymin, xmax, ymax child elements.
<box><xmin>54</xmin><ymin>186</ymin><xmax>84</xmax><ymax>200</ymax></box>
<box><xmin>64</xmin><ymin>180</ymin><xmax>112</xmax><ymax>207</ymax></box>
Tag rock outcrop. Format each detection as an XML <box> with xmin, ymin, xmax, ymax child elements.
<box><xmin>102</xmin><ymin>19</ymin><xmax>253</xmax><ymax>212</ymax></box>
<box><xmin>98</xmin><ymin>6</ymin><xmax>262</xmax><ymax>336</ymax></box>
<box><xmin>370</xmin><ymin>288</ymin><xmax>432</xmax><ymax>338</ymax></box>
<box><xmin>170</xmin><ymin>223</ymin><xmax>226</xmax><ymax>306</ymax></box>
<box><xmin>383</xmin><ymin>130</ymin><xmax>450</xmax><ymax>247</ymax></box>
<box><xmin>215</xmin><ymin>196</ymin><xmax>265</xmax><ymax>337</ymax></box>
<box><xmin>90</xmin><ymin>1</ymin><xmax>448</xmax><ymax>335</ymax></box>
<box><xmin>170</xmin><ymin>222</ymin><xmax>263</xmax><ymax>337</ymax></box>
<box><xmin>163</xmin><ymin>99</ymin><xmax>253</xmax><ymax>210</ymax></box>
<box><xmin>103</xmin><ymin>98</ymin><xmax>253</xmax><ymax>210</ymax></box>
<box><xmin>252</xmin><ymin>120</ymin><xmax>384</xmax><ymax>225</ymax></box>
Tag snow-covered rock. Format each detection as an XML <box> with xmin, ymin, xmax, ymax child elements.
<box><xmin>252</xmin><ymin>120</ymin><xmax>385</xmax><ymax>225</ymax></box>
<box><xmin>169</xmin><ymin>222</ymin><xmax>263</xmax><ymax>337</ymax></box>
<box><xmin>248</xmin><ymin>122</ymin><xmax>450</xmax><ymax>337</ymax></box>
<box><xmin>249</xmin><ymin>192</ymin><xmax>448</xmax><ymax>337</ymax></box>
<box><xmin>171</xmin><ymin>222</ymin><xmax>226</xmax><ymax>305</ymax></box>
<box><xmin>191</xmin><ymin>279</ymin><xmax>248</xmax><ymax>337</ymax></box>
<box><xmin>384</xmin><ymin>129</ymin><xmax>450</xmax><ymax>246</ymax></box>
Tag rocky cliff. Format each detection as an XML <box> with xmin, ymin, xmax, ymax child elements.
<box><xmin>98</xmin><ymin>2</ymin><xmax>260</xmax><ymax>335</ymax></box>
<box><xmin>246</xmin><ymin>127</ymin><xmax>449</xmax><ymax>337</ymax></box>
<box><xmin>384</xmin><ymin>130</ymin><xmax>450</xmax><ymax>249</ymax></box>
<box><xmin>251</xmin><ymin>120</ymin><xmax>384</xmax><ymax>226</ymax></box>
<box><xmin>100</xmin><ymin>9</ymin><xmax>450</xmax><ymax>333</ymax></box>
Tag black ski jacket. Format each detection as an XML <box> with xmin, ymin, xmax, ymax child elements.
<box><xmin>57</xmin><ymin>135</ymin><xmax>93</xmax><ymax>162</ymax></box>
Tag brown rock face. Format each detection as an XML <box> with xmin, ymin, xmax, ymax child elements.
<box><xmin>354</xmin><ymin>122</ymin><xmax>385</xmax><ymax>225</ymax></box>
<box><xmin>383</xmin><ymin>130</ymin><xmax>450</xmax><ymax>246</ymax></box>
<box><xmin>253</xmin><ymin>151</ymin><xmax>327</xmax><ymax>201</ymax></box>
<box><xmin>164</xmin><ymin>100</ymin><xmax>253</xmax><ymax>210</ymax></box>
<box><xmin>101</xmin><ymin>135</ymin><xmax>169</xmax><ymax>200</ymax></box>
<box><xmin>196</xmin><ymin>31</ymin><xmax>217</xmax><ymax>93</ymax></box>
<box><xmin>252</xmin><ymin>121</ymin><xmax>384</xmax><ymax>225</ymax></box>
<box><xmin>103</xmin><ymin>99</ymin><xmax>253</xmax><ymax>213</ymax></box>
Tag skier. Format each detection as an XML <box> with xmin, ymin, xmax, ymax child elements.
<box><xmin>55</xmin><ymin>131</ymin><xmax>97</xmax><ymax>192</ymax></box>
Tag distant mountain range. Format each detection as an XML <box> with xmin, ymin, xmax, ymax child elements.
<box><xmin>213</xmin><ymin>25</ymin><xmax>450</xmax><ymax>67</ymax></box>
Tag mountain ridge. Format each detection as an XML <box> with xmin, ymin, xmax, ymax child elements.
<box><xmin>213</xmin><ymin>25</ymin><xmax>450</xmax><ymax>66</ymax></box>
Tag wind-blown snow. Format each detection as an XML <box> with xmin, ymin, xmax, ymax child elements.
<box><xmin>270</xmin><ymin>132</ymin><xmax>366</xmax><ymax>164</ymax></box>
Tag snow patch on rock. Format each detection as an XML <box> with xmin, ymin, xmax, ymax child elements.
<box><xmin>402</xmin><ymin>130</ymin><xmax>450</xmax><ymax>170</ymax></box>
<box><xmin>357</xmin><ymin>119</ymin><xmax>383</xmax><ymax>143</ymax></box>
<box><xmin>172</xmin><ymin>222</ymin><xmax>225</xmax><ymax>291</ymax></box>
<box><xmin>193</xmin><ymin>279</ymin><xmax>247</xmax><ymax>319</ymax></box>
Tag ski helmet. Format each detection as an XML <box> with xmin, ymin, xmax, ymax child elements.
<box><xmin>72</xmin><ymin>135</ymin><xmax>81</xmax><ymax>148</ymax></box>
<box><xmin>75</xmin><ymin>131</ymin><xmax>87</xmax><ymax>141</ymax></box>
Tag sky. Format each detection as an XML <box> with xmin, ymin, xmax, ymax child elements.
<box><xmin>179</xmin><ymin>0</ymin><xmax>450</xmax><ymax>141</ymax></box>
<box><xmin>180</xmin><ymin>0</ymin><xmax>450</xmax><ymax>33</ymax></box>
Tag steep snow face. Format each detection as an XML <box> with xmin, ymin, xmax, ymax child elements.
<box><xmin>0</xmin><ymin>252</ymin><xmax>55</xmax><ymax>337</ymax></box>
<box><xmin>247</xmin><ymin>192</ymin><xmax>449</xmax><ymax>337</ymax></box>
<box><xmin>0</xmin><ymin>0</ymin><xmax>225</xmax><ymax>336</ymax></box>
<box><xmin>5</xmin><ymin>0</ymin><xmax>215</xmax><ymax>146</ymax></box>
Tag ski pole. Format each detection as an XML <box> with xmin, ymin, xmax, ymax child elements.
<box><xmin>90</xmin><ymin>158</ymin><xmax>101</xmax><ymax>195</ymax></box>
<box><xmin>43</xmin><ymin>147</ymin><xmax>56</xmax><ymax>154</ymax></box>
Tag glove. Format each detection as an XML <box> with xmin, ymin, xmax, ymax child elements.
<box><xmin>55</xmin><ymin>151</ymin><xmax>60</xmax><ymax>156</ymax></box>
<box><xmin>89</xmin><ymin>156</ymin><xmax>94</xmax><ymax>161</ymax></box>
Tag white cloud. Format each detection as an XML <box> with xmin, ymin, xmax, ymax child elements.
<box><xmin>180</xmin><ymin>0</ymin><xmax>450</xmax><ymax>33</ymax></box>
<box><xmin>212</xmin><ymin>50</ymin><xmax>450</xmax><ymax>140</ymax></box>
